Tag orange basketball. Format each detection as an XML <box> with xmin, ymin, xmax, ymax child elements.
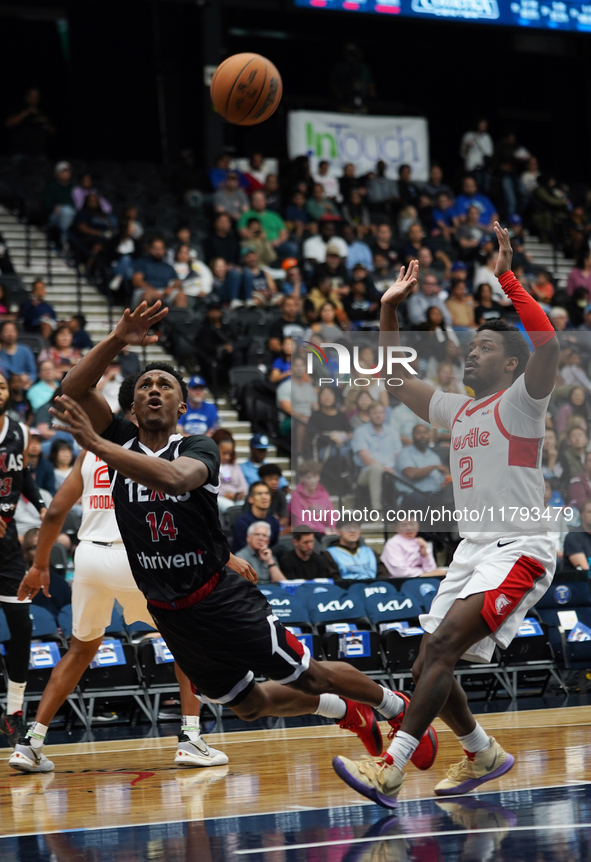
<box><xmin>210</xmin><ymin>53</ymin><xmax>283</xmax><ymax>126</ymax></box>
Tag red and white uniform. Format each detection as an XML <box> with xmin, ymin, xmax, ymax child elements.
<box><xmin>422</xmin><ymin>374</ymin><xmax>556</xmax><ymax>662</ymax></box>
<box><xmin>73</xmin><ymin>453</ymin><xmax>153</xmax><ymax>642</ymax></box>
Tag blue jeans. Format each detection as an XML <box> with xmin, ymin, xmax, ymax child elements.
<box><xmin>49</xmin><ymin>205</ymin><xmax>76</xmax><ymax>246</ymax></box>
<box><xmin>216</xmin><ymin>270</ymin><xmax>253</xmax><ymax>304</ymax></box>
<box><xmin>274</xmin><ymin>240</ymin><xmax>299</xmax><ymax>261</ymax></box>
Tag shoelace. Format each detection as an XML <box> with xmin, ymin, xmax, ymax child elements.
<box><xmin>356</xmin><ymin>755</ymin><xmax>391</xmax><ymax>780</ymax></box>
<box><xmin>445</xmin><ymin>755</ymin><xmax>475</xmax><ymax>781</ymax></box>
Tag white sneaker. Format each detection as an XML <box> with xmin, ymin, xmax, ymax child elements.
<box><xmin>9</xmin><ymin>740</ymin><xmax>54</xmax><ymax>774</ymax></box>
<box><xmin>174</xmin><ymin>734</ymin><xmax>229</xmax><ymax>767</ymax></box>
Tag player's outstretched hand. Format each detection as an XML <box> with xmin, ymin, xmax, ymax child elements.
<box><xmin>113</xmin><ymin>300</ymin><xmax>169</xmax><ymax>347</ymax></box>
<box><xmin>18</xmin><ymin>565</ymin><xmax>51</xmax><ymax>601</ymax></box>
<box><xmin>228</xmin><ymin>553</ymin><xmax>258</xmax><ymax>584</ymax></box>
<box><xmin>381</xmin><ymin>260</ymin><xmax>419</xmax><ymax>307</ymax></box>
<box><xmin>493</xmin><ymin>221</ymin><xmax>513</xmax><ymax>278</ymax></box>
<box><xmin>51</xmin><ymin>395</ymin><xmax>100</xmax><ymax>452</ymax></box>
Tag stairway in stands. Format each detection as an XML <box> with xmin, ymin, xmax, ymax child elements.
<box><xmin>0</xmin><ymin>205</ymin><xmax>291</xmax><ymax>484</ymax></box>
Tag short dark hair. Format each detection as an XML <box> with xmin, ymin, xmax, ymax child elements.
<box><xmin>118</xmin><ymin>373</ymin><xmax>140</xmax><ymax>414</ymax></box>
<box><xmin>72</xmin><ymin>313</ymin><xmax>87</xmax><ymax>329</ymax></box>
<box><xmin>248</xmin><ymin>481</ymin><xmax>269</xmax><ymax>497</ymax></box>
<box><xmin>140</xmin><ymin>361</ymin><xmax>188</xmax><ymax>401</ymax></box>
<box><xmin>476</xmin><ymin>320</ymin><xmax>530</xmax><ymax>380</ymax></box>
<box><xmin>293</xmin><ymin>531</ymin><xmax>314</xmax><ymax>540</ymax></box>
<box><xmin>259</xmin><ymin>463</ymin><xmax>282</xmax><ymax>479</ymax></box>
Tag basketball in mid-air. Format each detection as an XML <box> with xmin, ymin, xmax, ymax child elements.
<box><xmin>210</xmin><ymin>53</ymin><xmax>283</xmax><ymax>126</ymax></box>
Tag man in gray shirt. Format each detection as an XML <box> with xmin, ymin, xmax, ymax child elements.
<box><xmin>352</xmin><ymin>401</ymin><xmax>402</xmax><ymax>512</ymax></box>
<box><xmin>396</xmin><ymin>423</ymin><xmax>448</xmax><ymax>496</ymax></box>
<box><xmin>212</xmin><ymin>171</ymin><xmax>249</xmax><ymax>222</ymax></box>
<box><xmin>406</xmin><ymin>273</ymin><xmax>452</xmax><ymax>328</ymax></box>
<box><xmin>236</xmin><ymin>521</ymin><xmax>285</xmax><ymax>583</ymax></box>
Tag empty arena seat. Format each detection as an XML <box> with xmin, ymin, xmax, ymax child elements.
<box><xmin>136</xmin><ymin>635</ymin><xmax>178</xmax><ymax>723</ymax></box>
<box><xmin>58</xmin><ymin>604</ymin><xmax>73</xmax><ymax>639</ymax></box>
<box><xmin>364</xmin><ymin>588</ymin><xmax>422</xmax><ymax>627</ymax></box>
<box><xmin>535</xmin><ymin>581</ymin><xmax>591</xmax><ymax>667</ymax></box>
<box><xmin>0</xmin><ymin>609</ymin><xmax>11</xmax><ymax>643</ymax></box>
<box><xmin>399</xmin><ymin>578</ymin><xmax>441</xmax><ymax>613</ymax></box>
<box><xmin>258</xmin><ymin>585</ymin><xmax>311</xmax><ymax>627</ymax></box>
<box><xmin>105</xmin><ymin>604</ymin><xmax>128</xmax><ymax>642</ymax></box>
<box><xmin>78</xmin><ymin>640</ymin><xmax>152</xmax><ymax>726</ymax></box>
<box><xmin>29</xmin><ymin>606</ymin><xmax>60</xmax><ymax>640</ymax></box>
<box><xmin>304</xmin><ymin>584</ymin><xmax>368</xmax><ymax>629</ymax></box>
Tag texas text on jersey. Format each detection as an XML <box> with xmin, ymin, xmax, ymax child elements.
<box><xmin>0</xmin><ymin>418</ymin><xmax>28</xmax><ymax>522</ymax></box>
<box><xmin>101</xmin><ymin>417</ymin><xmax>230</xmax><ymax>603</ymax></box>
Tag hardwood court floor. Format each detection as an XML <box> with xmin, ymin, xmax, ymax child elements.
<box><xmin>0</xmin><ymin>706</ymin><xmax>589</xmax><ymax>837</ymax></box>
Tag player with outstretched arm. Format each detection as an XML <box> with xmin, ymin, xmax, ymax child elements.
<box><xmin>18</xmin><ymin>303</ymin><xmax>438</xmax><ymax>778</ymax></box>
<box><xmin>332</xmin><ymin>222</ymin><xmax>560</xmax><ymax>807</ymax></box>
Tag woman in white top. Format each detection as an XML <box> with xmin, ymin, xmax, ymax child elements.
<box><xmin>460</xmin><ymin>118</ymin><xmax>494</xmax><ymax>175</ymax></box>
<box><xmin>172</xmin><ymin>243</ymin><xmax>213</xmax><ymax>302</ymax></box>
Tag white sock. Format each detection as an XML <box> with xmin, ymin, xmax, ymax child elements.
<box><xmin>181</xmin><ymin>714</ymin><xmax>201</xmax><ymax>742</ymax></box>
<box><xmin>457</xmin><ymin>722</ymin><xmax>490</xmax><ymax>755</ymax></box>
<box><xmin>386</xmin><ymin>730</ymin><xmax>419</xmax><ymax>772</ymax></box>
<box><xmin>314</xmin><ymin>694</ymin><xmax>347</xmax><ymax>720</ymax></box>
<box><xmin>26</xmin><ymin>721</ymin><xmax>48</xmax><ymax>750</ymax></box>
<box><xmin>6</xmin><ymin>681</ymin><xmax>26</xmax><ymax>716</ymax></box>
<box><xmin>376</xmin><ymin>687</ymin><xmax>405</xmax><ymax>720</ymax></box>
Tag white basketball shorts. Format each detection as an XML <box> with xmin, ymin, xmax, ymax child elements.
<box><xmin>419</xmin><ymin>534</ymin><xmax>556</xmax><ymax>663</ymax></box>
<box><xmin>72</xmin><ymin>541</ymin><xmax>154</xmax><ymax>642</ymax></box>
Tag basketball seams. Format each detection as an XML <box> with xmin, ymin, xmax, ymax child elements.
<box><xmin>223</xmin><ymin>56</ymin><xmax>256</xmax><ymax>120</ymax></box>
<box><xmin>238</xmin><ymin>59</ymin><xmax>269</xmax><ymax>123</ymax></box>
<box><xmin>210</xmin><ymin>52</ymin><xmax>281</xmax><ymax>125</ymax></box>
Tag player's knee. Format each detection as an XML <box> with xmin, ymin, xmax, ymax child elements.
<box><xmin>231</xmin><ymin>688</ymin><xmax>266</xmax><ymax>722</ymax></box>
<box><xmin>290</xmin><ymin>663</ymin><xmax>331</xmax><ymax>696</ymax></box>
<box><xmin>411</xmin><ymin>654</ymin><xmax>424</xmax><ymax>684</ymax></box>
<box><xmin>423</xmin><ymin>631</ymin><xmax>458</xmax><ymax>668</ymax></box>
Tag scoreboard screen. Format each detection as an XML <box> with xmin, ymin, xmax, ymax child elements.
<box><xmin>294</xmin><ymin>0</ymin><xmax>591</xmax><ymax>32</ymax></box>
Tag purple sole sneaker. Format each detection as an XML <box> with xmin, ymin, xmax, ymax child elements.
<box><xmin>434</xmin><ymin>753</ymin><xmax>515</xmax><ymax>796</ymax></box>
<box><xmin>332</xmin><ymin>757</ymin><xmax>399</xmax><ymax>810</ymax></box>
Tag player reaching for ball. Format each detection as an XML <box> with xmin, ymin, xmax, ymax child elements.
<box><xmin>332</xmin><ymin>222</ymin><xmax>560</xmax><ymax>807</ymax></box>
<box><xmin>38</xmin><ymin>302</ymin><xmax>438</xmax><ymax>775</ymax></box>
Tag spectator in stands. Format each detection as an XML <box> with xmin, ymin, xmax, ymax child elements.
<box><xmin>240</xmin><ymin>219</ymin><xmax>277</xmax><ymax>267</ymax></box>
<box><xmin>366</xmin><ymin>160</ymin><xmax>399</xmax><ymax>216</ymax></box>
<box><xmin>304</xmin><ymin>274</ymin><xmax>347</xmax><ymax>327</ymax></box>
<box><xmin>460</xmin><ymin>117</ymin><xmax>493</xmax><ymax>184</ymax></box>
<box><xmin>131</xmin><ymin>236</ymin><xmax>183</xmax><ymax>308</ymax></box>
<box><xmin>397</xmin><ymin>164</ymin><xmax>420</xmax><ymax>208</ymax></box>
<box><xmin>270</xmin><ymin>337</ymin><xmax>292</xmax><ymax>384</ymax></box>
<box><xmin>564</xmin><ymin>499</ymin><xmax>591</xmax><ymax>572</ymax></box>
<box><xmin>117</xmin><ymin>347</ymin><xmax>141</xmax><ymax>380</ymax></box>
<box><xmin>203</xmin><ymin>213</ymin><xmax>240</xmax><ymax>268</ymax></box>
<box><xmin>212</xmin><ymin>429</ymin><xmax>248</xmax><ymax>513</ymax></box>
<box><xmin>208</xmin><ymin>153</ymin><xmax>232</xmax><ymax>190</ymax></box>
<box><xmin>4</xmin><ymin>87</ymin><xmax>55</xmax><ymax>156</ymax></box>
<box><xmin>407</xmin><ymin>273</ymin><xmax>452</xmax><ymax>328</ymax></box>
<box><xmin>559</xmin><ymin>425</ymin><xmax>588</xmax><ymax>486</ymax></box>
<box><xmin>567</xmin><ymin>248</ymin><xmax>591</xmax><ymax>299</ymax></box>
<box><xmin>554</xmin><ymin>386</ymin><xmax>590</xmax><ymax>437</ymax></box>
<box><xmin>165</xmin><ymin>226</ymin><xmax>202</xmax><ymax>265</ymax></box>
<box><xmin>105</xmin><ymin>218</ymin><xmax>142</xmax><ymax>292</ymax></box>
<box><xmin>284</xmin><ymin>190</ymin><xmax>310</xmax><ymax>240</ymax></box>
<box><xmin>381</xmin><ymin>519</ymin><xmax>442</xmax><ymax>578</ymax></box>
<box><xmin>177</xmin><ymin>375</ymin><xmax>218</xmax><ymax>436</ymax></box>
<box><xmin>345</xmin><ymin>389</ymin><xmax>372</xmax><ymax>429</ymax></box>
<box><xmin>341</xmin><ymin>190</ymin><xmax>370</xmax><ymax>232</ymax></box>
<box><xmin>474</xmin><ymin>283</ymin><xmax>503</xmax><ymax>325</ymax></box>
<box><xmin>343</xmin><ymin>264</ymin><xmax>380</xmax><ymax>325</ymax></box>
<box><xmin>240</xmin><ymin>433</ymin><xmax>288</xmax><ymax>490</ymax></box>
<box><xmin>258</xmin><ymin>463</ymin><xmax>289</xmax><ymax>528</ymax></box>
<box><xmin>303</xmin><ymin>216</ymin><xmax>348</xmax><ymax>266</ymax></box>
<box><xmin>232</xmin><ymin>481</ymin><xmax>280</xmax><ymax>552</ymax></box>
<box><xmin>242</xmin><ymin>152</ymin><xmax>271</xmax><ymax>192</ymax></box>
<box><xmin>6</xmin><ymin>373</ymin><xmax>31</xmax><ymax>424</ymax></box>
<box><xmin>49</xmin><ymin>439</ymin><xmax>74</xmax><ymax>491</ymax></box>
<box><xmin>422</xmin><ymin>163</ymin><xmax>453</xmax><ymax>202</ymax></box>
<box><xmin>473</xmin><ymin>251</ymin><xmax>511</xmax><ymax>307</ymax></box>
<box><xmin>281</xmin><ymin>260</ymin><xmax>307</xmax><ymax>299</ymax></box>
<box><xmin>559</xmin><ymin>349</ymin><xmax>591</xmax><ymax>393</ymax></box>
<box><xmin>236</xmin><ymin>522</ymin><xmax>285</xmax><ymax>583</ymax></box>
<box><xmin>567</xmin><ymin>450</ymin><xmax>591</xmax><ymax>511</ymax></box>
<box><xmin>213</xmin><ymin>170</ymin><xmax>249</xmax><ymax>222</ymax></box>
<box><xmin>239</xmin><ymin>247</ymin><xmax>278</xmax><ymax>305</ymax></box>
<box><xmin>0</xmin><ymin>320</ymin><xmax>37</xmax><ymax>385</ymax></box>
<box><xmin>549</xmin><ymin>307</ymin><xmax>569</xmax><ymax>333</ymax></box>
<box><xmin>305</xmin><ymin>385</ymin><xmax>351</xmax><ymax>473</ymax></box>
<box><xmin>281</xmin><ymin>531</ymin><xmax>328</xmax><ymax>580</ymax></box>
<box><xmin>27</xmin><ymin>360</ymin><xmax>59</xmax><ymax>412</ymax></box>
<box><xmin>446</xmin><ymin>279</ymin><xmax>475</xmax><ymax>330</ymax></box>
<box><xmin>268</xmin><ymin>296</ymin><xmax>307</xmax><ymax>355</ymax></box>
<box><xmin>531</xmin><ymin>270</ymin><xmax>555</xmax><ymax>304</ymax></box>
<box><xmin>44</xmin><ymin>161</ymin><xmax>76</xmax><ymax>249</ymax></box>
<box><xmin>352</xmin><ymin>401</ymin><xmax>402</xmax><ymax>512</ymax></box>
<box><xmin>72</xmin><ymin>193</ymin><xmax>117</xmax><ymax>272</ymax></box>
<box><xmin>171</xmin><ymin>244</ymin><xmax>213</xmax><ymax>303</ymax></box>
<box><xmin>68</xmin><ymin>314</ymin><xmax>93</xmax><ymax>351</ymax></box>
<box><xmin>367</xmin><ymin>223</ymin><xmax>398</xmax><ymax>268</ymax></box>
<box><xmin>26</xmin><ymin>428</ymin><xmax>55</xmax><ymax>495</ymax></box>
<box><xmin>0</xmin><ymin>284</ymin><xmax>11</xmax><ymax>319</ymax></box>
<box><xmin>20</xmin><ymin>279</ymin><xmax>56</xmax><ymax>340</ymax></box>
<box><xmin>455</xmin><ymin>205</ymin><xmax>485</xmax><ymax>262</ymax></box>
<box><xmin>453</xmin><ymin>175</ymin><xmax>497</xmax><ymax>229</ymax></box>
<box><xmin>306</xmin><ymin>183</ymin><xmax>340</xmax><ymax>222</ymax></box>
<box><xmin>324</xmin><ymin>525</ymin><xmax>385</xmax><ymax>582</ymax></box>
<box><xmin>520</xmin><ymin>155</ymin><xmax>540</xmax><ymax>198</ymax></box>
<box><xmin>531</xmin><ymin>173</ymin><xmax>570</xmax><ymax>244</ymax></box>
<box><xmin>122</xmin><ymin>205</ymin><xmax>144</xmax><ymax>240</ymax></box>
<box><xmin>372</xmin><ymin>252</ymin><xmax>398</xmax><ymax>294</ymax></box>
<box><xmin>277</xmin><ymin>355</ymin><xmax>318</xmax><ymax>445</ymax></box>
<box><xmin>343</xmin><ymin>224</ymin><xmax>373</xmax><ymax>272</ymax></box>
<box><xmin>313</xmin><ymin>160</ymin><xmax>340</xmax><ymax>200</ymax></box>
<box><xmin>72</xmin><ymin>173</ymin><xmax>112</xmax><ymax>213</ymax></box>
<box><xmin>237</xmin><ymin>191</ymin><xmax>297</xmax><ymax>260</ymax></box>
<box><xmin>210</xmin><ymin>258</ymin><xmax>248</xmax><ymax>306</ymax></box>
<box><xmin>263</xmin><ymin>175</ymin><xmax>281</xmax><ymax>213</ymax></box>
<box><xmin>38</xmin><ymin>323</ymin><xmax>81</xmax><ymax>379</ymax></box>
<box><xmin>396</xmin><ymin>423</ymin><xmax>449</xmax><ymax>502</ymax></box>
<box><xmin>306</xmin><ymin>300</ymin><xmax>343</xmax><ymax>342</ymax></box>
<box><xmin>542</xmin><ymin>427</ymin><xmax>560</xmax><ymax>480</ymax></box>
<box><xmin>289</xmin><ymin>461</ymin><xmax>336</xmax><ymax>534</ymax></box>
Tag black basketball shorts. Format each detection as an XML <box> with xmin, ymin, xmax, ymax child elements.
<box><xmin>148</xmin><ymin>571</ymin><xmax>311</xmax><ymax>706</ymax></box>
<box><xmin>0</xmin><ymin>521</ymin><xmax>26</xmax><ymax>597</ymax></box>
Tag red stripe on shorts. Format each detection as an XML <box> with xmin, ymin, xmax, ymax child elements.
<box><xmin>481</xmin><ymin>555</ymin><xmax>545</xmax><ymax>633</ymax></box>
<box><xmin>284</xmin><ymin>628</ymin><xmax>306</xmax><ymax>658</ymax></box>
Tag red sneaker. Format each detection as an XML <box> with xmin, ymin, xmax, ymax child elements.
<box><xmin>387</xmin><ymin>691</ymin><xmax>438</xmax><ymax>771</ymax></box>
<box><xmin>338</xmin><ymin>700</ymin><xmax>383</xmax><ymax>756</ymax></box>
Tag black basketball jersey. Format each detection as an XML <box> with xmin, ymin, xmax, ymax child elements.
<box><xmin>0</xmin><ymin>416</ymin><xmax>28</xmax><ymax>521</ymax></box>
<box><xmin>101</xmin><ymin>417</ymin><xmax>230</xmax><ymax>603</ymax></box>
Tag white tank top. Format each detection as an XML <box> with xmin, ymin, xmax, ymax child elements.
<box><xmin>429</xmin><ymin>374</ymin><xmax>551</xmax><ymax>541</ymax></box>
<box><xmin>77</xmin><ymin>452</ymin><xmax>122</xmax><ymax>543</ymax></box>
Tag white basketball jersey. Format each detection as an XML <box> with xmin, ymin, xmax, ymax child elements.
<box><xmin>429</xmin><ymin>374</ymin><xmax>550</xmax><ymax>541</ymax></box>
<box><xmin>77</xmin><ymin>452</ymin><xmax>121</xmax><ymax>543</ymax></box>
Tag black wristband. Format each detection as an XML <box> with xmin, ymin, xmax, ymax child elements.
<box><xmin>21</xmin><ymin>469</ymin><xmax>45</xmax><ymax>513</ymax></box>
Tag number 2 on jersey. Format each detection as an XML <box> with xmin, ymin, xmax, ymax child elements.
<box><xmin>459</xmin><ymin>456</ymin><xmax>473</xmax><ymax>489</ymax></box>
<box><xmin>146</xmin><ymin>511</ymin><xmax>178</xmax><ymax>542</ymax></box>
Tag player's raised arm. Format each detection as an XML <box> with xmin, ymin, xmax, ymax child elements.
<box><xmin>493</xmin><ymin>222</ymin><xmax>560</xmax><ymax>399</ymax></box>
<box><xmin>61</xmin><ymin>301</ymin><xmax>168</xmax><ymax>434</ymax></box>
<box><xmin>379</xmin><ymin>261</ymin><xmax>436</xmax><ymax>424</ymax></box>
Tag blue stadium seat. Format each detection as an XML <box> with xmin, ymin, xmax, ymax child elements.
<box><xmin>364</xmin><ymin>589</ymin><xmax>422</xmax><ymax>627</ymax></box>
<box><xmin>304</xmin><ymin>584</ymin><xmax>368</xmax><ymax>629</ymax></box>
<box><xmin>29</xmin><ymin>606</ymin><xmax>60</xmax><ymax>640</ymax></box>
<box><xmin>58</xmin><ymin>604</ymin><xmax>73</xmax><ymax>639</ymax></box>
<box><xmin>258</xmin><ymin>585</ymin><xmax>310</xmax><ymax>627</ymax></box>
<box><xmin>535</xmin><ymin>581</ymin><xmax>591</xmax><ymax>668</ymax></box>
<box><xmin>106</xmin><ymin>605</ymin><xmax>128</xmax><ymax>641</ymax></box>
<box><xmin>0</xmin><ymin>609</ymin><xmax>11</xmax><ymax>643</ymax></box>
<box><xmin>400</xmin><ymin>578</ymin><xmax>441</xmax><ymax>613</ymax></box>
